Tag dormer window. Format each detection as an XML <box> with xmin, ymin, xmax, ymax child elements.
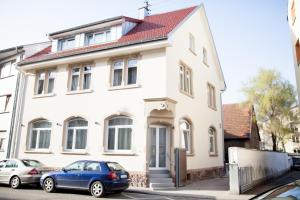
<box><xmin>58</xmin><ymin>37</ymin><xmax>75</xmax><ymax>51</ymax></box>
<box><xmin>85</xmin><ymin>30</ymin><xmax>111</xmax><ymax>46</ymax></box>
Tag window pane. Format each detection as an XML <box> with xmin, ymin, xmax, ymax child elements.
<box><xmin>66</xmin><ymin>38</ymin><xmax>75</xmax><ymax>49</ymax></box>
<box><xmin>108</xmin><ymin>128</ymin><xmax>115</xmax><ymax>150</ymax></box>
<box><xmin>47</xmin><ymin>78</ymin><xmax>54</xmax><ymax>93</ymax></box>
<box><xmin>94</xmin><ymin>33</ymin><xmax>104</xmax><ymax>43</ymax></box>
<box><xmin>86</xmin><ymin>34</ymin><xmax>94</xmax><ymax>45</ymax></box>
<box><xmin>209</xmin><ymin>136</ymin><xmax>214</xmax><ymax>153</ymax></box>
<box><xmin>67</xmin><ymin>129</ymin><xmax>73</xmax><ymax>149</ymax></box>
<box><xmin>68</xmin><ymin>119</ymin><xmax>88</xmax><ymax>127</ymax></box>
<box><xmin>38</xmin><ymin>130</ymin><xmax>51</xmax><ymax>149</ymax></box>
<box><xmin>183</xmin><ymin>131</ymin><xmax>189</xmax><ymax>151</ymax></box>
<box><xmin>66</xmin><ymin>161</ymin><xmax>84</xmax><ymax>171</ymax></box>
<box><xmin>118</xmin><ymin>128</ymin><xmax>132</xmax><ymax>150</ymax></box>
<box><xmin>113</xmin><ymin>69</ymin><xmax>122</xmax><ymax>86</ymax></box>
<box><xmin>71</xmin><ymin>75</ymin><xmax>79</xmax><ymax>91</ymax></box>
<box><xmin>108</xmin><ymin>117</ymin><xmax>133</xmax><ymax>126</ymax></box>
<box><xmin>83</xmin><ymin>73</ymin><xmax>91</xmax><ymax>89</ymax></box>
<box><xmin>159</xmin><ymin>128</ymin><xmax>166</xmax><ymax>167</ymax></box>
<box><xmin>128</xmin><ymin>59</ymin><xmax>137</xmax><ymax>68</ymax></box>
<box><xmin>150</xmin><ymin>128</ymin><xmax>156</xmax><ymax>167</ymax></box>
<box><xmin>127</xmin><ymin>67</ymin><xmax>137</xmax><ymax>85</ymax></box>
<box><xmin>75</xmin><ymin>129</ymin><xmax>87</xmax><ymax>149</ymax></box>
<box><xmin>85</xmin><ymin>162</ymin><xmax>100</xmax><ymax>171</ymax></box>
<box><xmin>33</xmin><ymin>121</ymin><xmax>51</xmax><ymax>128</ymax></box>
<box><xmin>106</xmin><ymin>31</ymin><xmax>111</xmax><ymax>41</ymax></box>
<box><xmin>30</xmin><ymin>130</ymin><xmax>37</xmax><ymax>149</ymax></box>
<box><xmin>37</xmin><ymin>79</ymin><xmax>44</xmax><ymax>94</ymax></box>
<box><xmin>0</xmin><ymin>62</ymin><xmax>11</xmax><ymax>77</ymax></box>
<box><xmin>113</xmin><ymin>60</ymin><xmax>123</xmax><ymax>69</ymax></box>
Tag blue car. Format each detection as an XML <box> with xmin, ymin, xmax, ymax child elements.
<box><xmin>40</xmin><ymin>160</ymin><xmax>130</xmax><ymax>198</ymax></box>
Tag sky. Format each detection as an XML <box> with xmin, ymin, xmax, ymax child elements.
<box><xmin>0</xmin><ymin>0</ymin><xmax>295</xmax><ymax>104</ymax></box>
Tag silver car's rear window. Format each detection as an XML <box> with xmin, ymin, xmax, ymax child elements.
<box><xmin>22</xmin><ymin>160</ymin><xmax>43</xmax><ymax>167</ymax></box>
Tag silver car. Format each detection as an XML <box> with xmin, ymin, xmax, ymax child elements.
<box><xmin>0</xmin><ymin>159</ymin><xmax>52</xmax><ymax>189</ymax></box>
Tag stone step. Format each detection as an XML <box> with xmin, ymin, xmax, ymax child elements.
<box><xmin>150</xmin><ymin>182</ymin><xmax>175</xmax><ymax>188</ymax></box>
<box><xmin>150</xmin><ymin>177</ymin><xmax>173</xmax><ymax>183</ymax></box>
<box><xmin>151</xmin><ymin>186</ymin><xmax>176</xmax><ymax>191</ymax></box>
<box><xmin>149</xmin><ymin>173</ymin><xmax>170</xmax><ymax>178</ymax></box>
<box><xmin>149</xmin><ymin>169</ymin><xmax>169</xmax><ymax>174</ymax></box>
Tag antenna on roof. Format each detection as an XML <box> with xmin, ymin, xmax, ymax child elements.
<box><xmin>138</xmin><ymin>0</ymin><xmax>151</xmax><ymax>19</ymax></box>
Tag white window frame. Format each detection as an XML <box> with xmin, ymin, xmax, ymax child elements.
<box><xmin>209</xmin><ymin>127</ymin><xmax>217</xmax><ymax>156</ymax></box>
<box><xmin>58</xmin><ymin>37</ymin><xmax>75</xmax><ymax>51</ymax></box>
<box><xmin>64</xmin><ymin>118</ymin><xmax>88</xmax><ymax>151</ymax></box>
<box><xmin>105</xmin><ymin>116</ymin><xmax>133</xmax><ymax>152</ymax></box>
<box><xmin>69</xmin><ymin>63</ymin><xmax>92</xmax><ymax>92</ymax></box>
<box><xmin>0</xmin><ymin>61</ymin><xmax>14</xmax><ymax>78</ymax></box>
<box><xmin>203</xmin><ymin>47</ymin><xmax>208</xmax><ymax>66</ymax></box>
<box><xmin>35</xmin><ymin>70</ymin><xmax>56</xmax><ymax>95</ymax></box>
<box><xmin>85</xmin><ymin>30</ymin><xmax>111</xmax><ymax>46</ymax></box>
<box><xmin>207</xmin><ymin>83</ymin><xmax>216</xmax><ymax>110</ymax></box>
<box><xmin>179</xmin><ymin>64</ymin><xmax>193</xmax><ymax>96</ymax></box>
<box><xmin>111</xmin><ymin>57</ymin><xmax>138</xmax><ymax>88</ymax></box>
<box><xmin>0</xmin><ymin>138</ymin><xmax>4</xmax><ymax>151</ymax></box>
<box><xmin>28</xmin><ymin>120</ymin><xmax>52</xmax><ymax>150</ymax></box>
<box><xmin>180</xmin><ymin>120</ymin><xmax>192</xmax><ymax>154</ymax></box>
<box><xmin>189</xmin><ymin>33</ymin><xmax>196</xmax><ymax>54</ymax></box>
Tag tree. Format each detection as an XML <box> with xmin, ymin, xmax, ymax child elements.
<box><xmin>242</xmin><ymin>69</ymin><xmax>297</xmax><ymax>151</ymax></box>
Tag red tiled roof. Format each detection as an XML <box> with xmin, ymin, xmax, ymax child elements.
<box><xmin>27</xmin><ymin>45</ymin><xmax>52</xmax><ymax>59</ymax></box>
<box><xmin>19</xmin><ymin>6</ymin><xmax>197</xmax><ymax>66</ymax></box>
<box><xmin>223</xmin><ymin>103</ymin><xmax>253</xmax><ymax>139</ymax></box>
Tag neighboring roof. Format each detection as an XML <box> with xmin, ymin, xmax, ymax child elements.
<box><xmin>0</xmin><ymin>46</ymin><xmax>23</xmax><ymax>60</ymax></box>
<box><xmin>49</xmin><ymin>16</ymin><xmax>142</xmax><ymax>36</ymax></box>
<box><xmin>223</xmin><ymin>103</ymin><xmax>253</xmax><ymax>139</ymax></box>
<box><xmin>19</xmin><ymin>6</ymin><xmax>197</xmax><ymax>66</ymax></box>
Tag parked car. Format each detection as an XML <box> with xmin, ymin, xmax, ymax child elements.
<box><xmin>0</xmin><ymin>159</ymin><xmax>52</xmax><ymax>189</ymax></box>
<box><xmin>251</xmin><ymin>180</ymin><xmax>300</xmax><ymax>199</ymax></box>
<box><xmin>292</xmin><ymin>156</ymin><xmax>300</xmax><ymax>170</ymax></box>
<box><xmin>40</xmin><ymin>160</ymin><xmax>130</xmax><ymax>198</ymax></box>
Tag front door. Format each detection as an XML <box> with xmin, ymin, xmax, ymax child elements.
<box><xmin>149</xmin><ymin>126</ymin><xmax>168</xmax><ymax>169</ymax></box>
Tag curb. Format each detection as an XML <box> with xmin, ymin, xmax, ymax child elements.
<box><xmin>126</xmin><ymin>188</ymin><xmax>215</xmax><ymax>199</ymax></box>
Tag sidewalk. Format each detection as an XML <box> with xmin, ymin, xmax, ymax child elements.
<box><xmin>128</xmin><ymin>170</ymin><xmax>300</xmax><ymax>200</ymax></box>
<box><xmin>128</xmin><ymin>177</ymin><xmax>254</xmax><ymax>200</ymax></box>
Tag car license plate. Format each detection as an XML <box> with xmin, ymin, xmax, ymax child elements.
<box><xmin>120</xmin><ymin>174</ymin><xmax>127</xmax><ymax>179</ymax></box>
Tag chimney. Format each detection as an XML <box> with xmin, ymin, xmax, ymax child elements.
<box><xmin>138</xmin><ymin>6</ymin><xmax>149</xmax><ymax>19</ymax></box>
<box><xmin>138</xmin><ymin>1</ymin><xmax>151</xmax><ymax>20</ymax></box>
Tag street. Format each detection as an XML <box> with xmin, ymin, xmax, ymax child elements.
<box><xmin>0</xmin><ymin>185</ymin><xmax>206</xmax><ymax>200</ymax></box>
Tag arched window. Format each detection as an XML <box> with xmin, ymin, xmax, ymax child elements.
<box><xmin>106</xmin><ymin>116</ymin><xmax>133</xmax><ymax>151</ymax></box>
<box><xmin>28</xmin><ymin>120</ymin><xmax>51</xmax><ymax>150</ymax></box>
<box><xmin>180</xmin><ymin>120</ymin><xmax>192</xmax><ymax>154</ymax></box>
<box><xmin>209</xmin><ymin>127</ymin><xmax>217</xmax><ymax>155</ymax></box>
<box><xmin>65</xmin><ymin>118</ymin><xmax>88</xmax><ymax>150</ymax></box>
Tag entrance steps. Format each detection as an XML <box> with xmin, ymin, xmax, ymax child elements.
<box><xmin>149</xmin><ymin>170</ymin><xmax>175</xmax><ymax>190</ymax></box>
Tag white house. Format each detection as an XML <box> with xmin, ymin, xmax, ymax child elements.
<box><xmin>17</xmin><ymin>5</ymin><xmax>226</xmax><ymax>188</ymax></box>
<box><xmin>288</xmin><ymin>0</ymin><xmax>300</xmax><ymax>101</ymax></box>
<box><xmin>0</xmin><ymin>42</ymin><xmax>50</xmax><ymax>160</ymax></box>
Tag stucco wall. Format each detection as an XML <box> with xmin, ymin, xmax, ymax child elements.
<box><xmin>166</xmin><ymin>7</ymin><xmax>224</xmax><ymax>170</ymax></box>
<box><xmin>18</xmin><ymin>48</ymin><xmax>167</xmax><ymax>171</ymax></box>
<box><xmin>229</xmin><ymin>147</ymin><xmax>292</xmax><ymax>193</ymax></box>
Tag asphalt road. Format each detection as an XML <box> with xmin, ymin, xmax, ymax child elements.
<box><xmin>0</xmin><ymin>185</ymin><xmax>205</xmax><ymax>200</ymax></box>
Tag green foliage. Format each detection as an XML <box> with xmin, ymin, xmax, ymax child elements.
<box><xmin>242</xmin><ymin>69</ymin><xmax>298</xmax><ymax>151</ymax></box>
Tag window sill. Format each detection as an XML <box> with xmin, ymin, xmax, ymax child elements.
<box><xmin>66</xmin><ymin>89</ymin><xmax>93</xmax><ymax>95</ymax></box>
<box><xmin>0</xmin><ymin>75</ymin><xmax>14</xmax><ymax>80</ymax></box>
<box><xmin>0</xmin><ymin>149</ymin><xmax>5</xmax><ymax>152</ymax></box>
<box><xmin>33</xmin><ymin>93</ymin><xmax>56</xmax><ymax>99</ymax></box>
<box><xmin>209</xmin><ymin>153</ymin><xmax>218</xmax><ymax>157</ymax></box>
<box><xmin>108</xmin><ymin>84</ymin><xmax>141</xmax><ymax>91</ymax></box>
<box><xmin>102</xmin><ymin>151</ymin><xmax>136</xmax><ymax>156</ymax></box>
<box><xmin>208</xmin><ymin>105</ymin><xmax>217</xmax><ymax>111</ymax></box>
<box><xmin>0</xmin><ymin>111</ymin><xmax>9</xmax><ymax>115</ymax></box>
<box><xmin>189</xmin><ymin>48</ymin><xmax>197</xmax><ymax>56</ymax></box>
<box><xmin>186</xmin><ymin>152</ymin><xmax>195</xmax><ymax>157</ymax></box>
<box><xmin>180</xmin><ymin>90</ymin><xmax>194</xmax><ymax>98</ymax></box>
<box><xmin>24</xmin><ymin>150</ymin><xmax>53</xmax><ymax>154</ymax></box>
<box><xmin>203</xmin><ymin>61</ymin><xmax>209</xmax><ymax>67</ymax></box>
<box><xmin>61</xmin><ymin>150</ymin><xmax>88</xmax><ymax>155</ymax></box>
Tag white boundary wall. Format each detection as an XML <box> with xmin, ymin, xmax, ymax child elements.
<box><xmin>229</xmin><ymin>147</ymin><xmax>292</xmax><ymax>194</ymax></box>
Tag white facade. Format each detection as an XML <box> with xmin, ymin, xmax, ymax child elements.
<box><xmin>17</xmin><ymin>6</ymin><xmax>225</xmax><ymax>186</ymax></box>
<box><xmin>0</xmin><ymin>42</ymin><xmax>50</xmax><ymax>160</ymax></box>
<box><xmin>288</xmin><ymin>0</ymin><xmax>300</xmax><ymax>101</ymax></box>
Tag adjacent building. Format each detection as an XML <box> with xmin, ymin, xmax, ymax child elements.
<box><xmin>0</xmin><ymin>42</ymin><xmax>50</xmax><ymax>160</ymax></box>
<box><xmin>223</xmin><ymin>103</ymin><xmax>260</xmax><ymax>162</ymax></box>
<box><xmin>17</xmin><ymin>5</ymin><xmax>226</xmax><ymax>188</ymax></box>
<box><xmin>288</xmin><ymin>0</ymin><xmax>300</xmax><ymax>101</ymax></box>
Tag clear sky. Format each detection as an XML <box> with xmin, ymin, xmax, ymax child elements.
<box><xmin>0</xmin><ymin>0</ymin><xmax>295</xmax><ymax>104</ymax></box>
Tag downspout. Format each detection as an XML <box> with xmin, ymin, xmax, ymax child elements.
<box><xmin>6</xmin><ymin>50</ymin><xmax>22</xmax><ymax>158</ymax></box>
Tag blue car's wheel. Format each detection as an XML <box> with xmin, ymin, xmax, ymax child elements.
<box><xmin>43</xmin><ymin>177</ymin><xmax>55</xmax><ymax>193</ymax></box>
<box><xmin>90</xmin><ymin>181</ymin><xmax>105</xmax><ymax>198</ymax></box>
